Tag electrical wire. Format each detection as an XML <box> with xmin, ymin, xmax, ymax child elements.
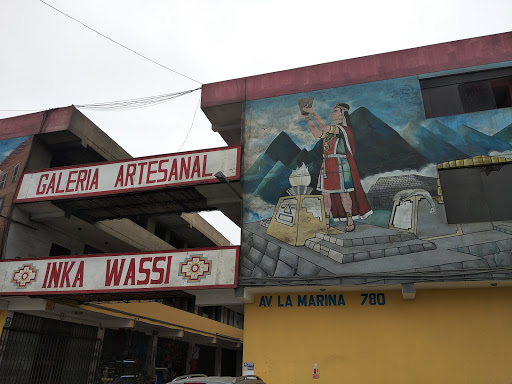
<box><xmin>39</xmin><ymin>0</ymin><xmax>202</xmax><ymax>84</ymax></box>
<box><xmin>0</xmin><ymin>109</ymin><xmax>46</xmax><ymax>112</ymax></box>
<box><xmin>75</xmin><ymin>87</ymin><xmax>200</xmax><ymax>111</ymax></box>
<box><xmin>178</xmin><ymin>96</ymin><xmax>201</xmax><ymax>151</ymax></box>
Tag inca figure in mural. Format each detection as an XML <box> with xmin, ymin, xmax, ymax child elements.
<box><xmin>299</xmin><ymin>98</ymin><xmax>373</xmax><ymax>231</ymax></box>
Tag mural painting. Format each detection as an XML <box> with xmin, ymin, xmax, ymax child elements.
<box><xmin>240</xmin><ymin>71</ymin><xmax>512</xmax><ymax>285</ymax></box>
<box><xmin>0</xmin><ymin>135</ymin><xmax>33</xmax><ymax>248</ymax></box>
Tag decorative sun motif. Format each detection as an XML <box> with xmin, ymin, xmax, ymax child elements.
<box><xmin>179</xmin><ymin>255</ymin><xmax>212</xmax><ymax>283</ymax></box>
<box><xmin>11</xmin><ymin>264</ymin><xmax>39</xmax><ymax>288</ymax></box>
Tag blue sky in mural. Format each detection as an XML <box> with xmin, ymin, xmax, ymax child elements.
<box><xmin>0</xmin><ymin>136</ymin><xmax>30</xmax><ymax>164</ymax></box>
<box><xmin>244</xmin><ymin>76</ymin><xmax>426</xmax><ymax>165</ymax></box>
<box><xmin>244</xmin><ymin>73</ymin><xmax>512</xmax><ymax>167</ymax></box>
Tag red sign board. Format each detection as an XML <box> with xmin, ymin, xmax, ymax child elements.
<box><xmin>0</xmin><ymin>247</ymin><xmax>239</xmax><ymax>295</ymax></box>
<box><xmin>15</xmin><ymin>146</ymin><xmax>241</xmax><ymax>202</ymax></box>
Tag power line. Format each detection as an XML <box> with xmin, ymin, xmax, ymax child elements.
<box><xmin>0</xmin><ymin>87</ymin><xmax>200</xmax><ymax>113</ymax></box>
<box><xmin>178</xmin><ymin>96</ymin><xmax>201</xmax><ymax>151</ymax></box>
<box><xmin>0</xmin><ymin>109</ymin><xmax>48</xmax><ymax>112</ymax></box>
<box><xmin>39</xmin><ymin>0</ymin><xmax>202</xmax><ymax>84</ymax></box>
<box><xmin>76</xmin><ymin>87</ymin><xmax>200</xmax><ymax>111</ymax></box>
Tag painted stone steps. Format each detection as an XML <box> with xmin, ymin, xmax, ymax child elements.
<box><xmin>314</xmin><ymin>231</ymin><xmax>417</xmax><ymax>247</ymax></box>
<box><xmin>305</xmin><ymin>232</ymin><xmax>436</xmax><ymax>264</ymax></box>
<box><xmin>494</xmin><ymin>223</ymin><xmax>512</xmax><ymax>235</ymax></box>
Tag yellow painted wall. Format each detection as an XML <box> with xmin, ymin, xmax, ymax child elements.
<box><xmin>0</xmin><ymin>310</ymin><xmax>7</xmax><ymax>335</ymax></box>
<box><xmin>243</xmin><ymin>288</ymin><xmax>512</xmax><ymax>384</ymax></box>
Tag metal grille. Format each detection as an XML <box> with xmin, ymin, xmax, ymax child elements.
<box><xmin>0</xmin><ymin>313</ymin><xmax>101</xmax><ymax>384</ymax></box>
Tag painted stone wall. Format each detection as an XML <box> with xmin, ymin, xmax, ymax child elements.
<box><xmin>240</xmin><ymin>63</ymin><xmax>512</xmax><ymax>286</ymax></box>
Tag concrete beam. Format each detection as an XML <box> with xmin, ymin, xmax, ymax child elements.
<box><xmin>188</xmin><ymin>289</ymin><xmax>243</xmax><ymax>306</ymax></box>
<box><xmin>402</xmin><ymin>283</ymin><xmax>416</xmax><ymax>300</ymax></box>
<box><xmin>0</xmin><ymin>299</ymin><xmax>9</xmax><ymax>310</ymax></box>
<box><xmin>206</xmin><ymin>197</ymin><xmax>241</xmax><ymax>206</ymax></box>
<box><xmin>5</xmin><ymin>297</ymin><xmax>48</xmax><ymax>311</ymax></box>
<box><xmin>95</xmin><ymin>218</ymin><xmax>174</xmax><ymax>251</ymax></box>
<box><xmin>101</xmin><ymin>318</ymin><xmax>136</xmax><ymax>329</ymax></box>
<box><xmin>181</xmin><ymin>213</ymin><xmax>231</xmax><ymax>247</ymax></box>
<box><xmin>30</xmin><ymin>210</ymin><xmax>66</xmax><ymax>221</ymax></box>
<box><xmin>157</xmin><ymin>329</ymin><xmax>185</xmax><ymax>338</ymax></box>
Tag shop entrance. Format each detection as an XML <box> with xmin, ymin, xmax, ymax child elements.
<box><xmin>0</xmin><ymin>312</ymin><xmax>101</xmax><ymax>384</ymax></box>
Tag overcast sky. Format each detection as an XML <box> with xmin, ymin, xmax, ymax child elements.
<box><xmin>1</xmin><ymin>0</ymin><xmax>511</xmax><ymax>244</ymax></box>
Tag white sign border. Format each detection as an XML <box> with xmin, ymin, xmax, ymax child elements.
<box><xmin>14</xmin><ymin>145</ymin><xmax>241</xmax><ymax>203</ymax></box>
<box><xmin>0</xmin><ymin>246</ymin><xmax>239</xmax><ymax>296</ymax></box>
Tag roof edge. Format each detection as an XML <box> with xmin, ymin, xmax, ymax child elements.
<box><xmin>202</xmin><ymin>32</ymin><xmax>512</xmax><ymax>108</ymax></box>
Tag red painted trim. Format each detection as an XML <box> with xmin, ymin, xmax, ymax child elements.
<box><xmin>0</xmin><ymin>245</ymin><xmax>240</xmax><ymax>263</ymax></box>
<box><xmin>14</xmin><ymin>146</ymin><xmax>242</xmax><ymax>203</ymax></box>
<box><xmin>0</xmin><ymin>107</ymin><xmax>74</xmax><ymax>141</ymax></box>
<box><xmin>201</xmin><ymin>32</ymin><xmax>512</xmax><ymax>107</ymax></box>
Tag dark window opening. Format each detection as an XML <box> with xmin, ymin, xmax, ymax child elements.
<box><xmin>0</xmin><ymin>172</ymin><xmax>8</xmax><ymax>189</ymax></box>
<box><xmin>221</xmin><ymin>349</ymin><xmax>238</xmax><ymax>377</ymax></box>
<box><xmin>439</xmin><ymin>163</ymin><xmax>512</xmax><ymax>223</ymax></box>
<box><xmin>83</xmin><ymin>244</ymin><xmax>102</xmax><ymax>255</ymax></box>
<box><xmin>49</xmin><ymin>243</ymin><xmax>72</xmax><ymax>256</ymax></box>
<box><xmin>130</xmin><ymin>216</ymin><xmax>148</xmax><ymax>229</ymax></box>
<box><xmin>0</xmin><ymin>196</ymin><xmax>5</xmax><ymax>213</ymax></box>
<box><xmin>155</xmin><ymin>222</ymin><xmax>167</xmax><ymax>241</ymax></box>
<box><xmin>421</xmin><ymin>67</ymin><xmax>512</xmax><ymax>118</ymax></box>
<box><xmin>11</xmin><ymin>163</ymin><xmax>20</xmax><ymax>184</ymax></box>
<box><xmin>201</xmin><ymin>306</ymin><xmax>222</xmax><ymax>321</ymax></box>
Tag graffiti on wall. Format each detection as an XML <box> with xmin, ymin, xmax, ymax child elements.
<box><xmin>240</xmin><ymin>73</ymin><xmax>512</xmax><ymax>284</ymax></box>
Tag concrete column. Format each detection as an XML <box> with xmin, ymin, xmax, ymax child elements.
<box><xmin>145</xmin><ymin>335</ymin><xmax>158</xmax><ymax>377</ymax></box>
<box><xmin>214</xmin><ymin>347</ymin><xmax>222</xmax><ymax>376</ymax></box>
<box><xmin>185</xmin><ymin>343</ymin><xmax>194</xmax><ymax>374</ymax></box>
<box><xmin>147</xmin><ymin>218</ymin><xmax>156</xmax><ymax>234</ymax></box>
<box><xmin>236</xmin><ymin>349</ymin><xmax>242</xmax><ymax>376</ymax></box>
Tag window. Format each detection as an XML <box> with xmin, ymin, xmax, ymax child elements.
<box><xmin>154</xmin><ymin>222</ymin><xmax>167</xmax><ymax>241</ymax></box>
<box><xmin>421</xmin><ymin>67</ymin><xmax>512</xmax><ymax>118</ymax></box>
<box><xmin>439</xmin><ymin>163</ymin><xmax>512</xmax><ymax>223</ymax></box>
<box><xmin>130</xmin><ymin>216</ymin><xmax>148</xmax><ymax>229</ymax></box>
<box><xmin>0</xmin><ymin>172</ymin><xmax>8</xmax><ymax>189</ymax></box>
<box><xmin>83</xmin><ymin>244</ymin><xmax>102</xmax><ymax>254</ymax></box>
<box><xmin>49</xmin><ymin>243</ymin><xmax>72</xmax><ymax>256</ymax></box>
<box><xmin>11</xmin><ymin>163</ymin><xmax>20</xmax><ymax>183</ymax></box>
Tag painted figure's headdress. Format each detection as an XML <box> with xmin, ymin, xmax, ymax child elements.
<box><xmin>333</xmin><ymin>103</ymin><xmax>350</xmax><ymax>112</ymax></box>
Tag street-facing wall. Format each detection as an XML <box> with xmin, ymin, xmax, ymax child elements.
<box><xmin>240</xmin><ymin>61</ymin><xmax>512</xmax><ymax>286</ymax></box>
<box><xmin>243</xmin><ymin>288</ymin><xmax>512</xmax><ymax>384</ymax></box>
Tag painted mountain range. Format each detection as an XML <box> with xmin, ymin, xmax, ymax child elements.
<box><xmin>400</xmin><ymin>120</ymin><xmax>512</xmax><ymax>163</ymax></box>
<box><xmin>493</xmin><ymin>122</ymin><xmax>512</xmax><ymax>143</ymax></box>
<box><xmin>243</xmin><ymin>107</ymin><xmax>512</xmax><ymax>211</ymax></box>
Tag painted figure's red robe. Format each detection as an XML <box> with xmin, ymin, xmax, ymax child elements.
<box><xmin>326</xmin><ymin>124</ymin><xmax>373</xmax><ymax>221</ymax></box>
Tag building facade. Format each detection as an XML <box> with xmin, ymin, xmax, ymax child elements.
<box><xmin>202</xmin><ymin>32</ymin><xmax>512</xmax><ymax>383</ymax></box>
<box><xmin>0</xmin><ymin>107</ymin><xmax>243</xmax><ymax>384</ymax></box>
